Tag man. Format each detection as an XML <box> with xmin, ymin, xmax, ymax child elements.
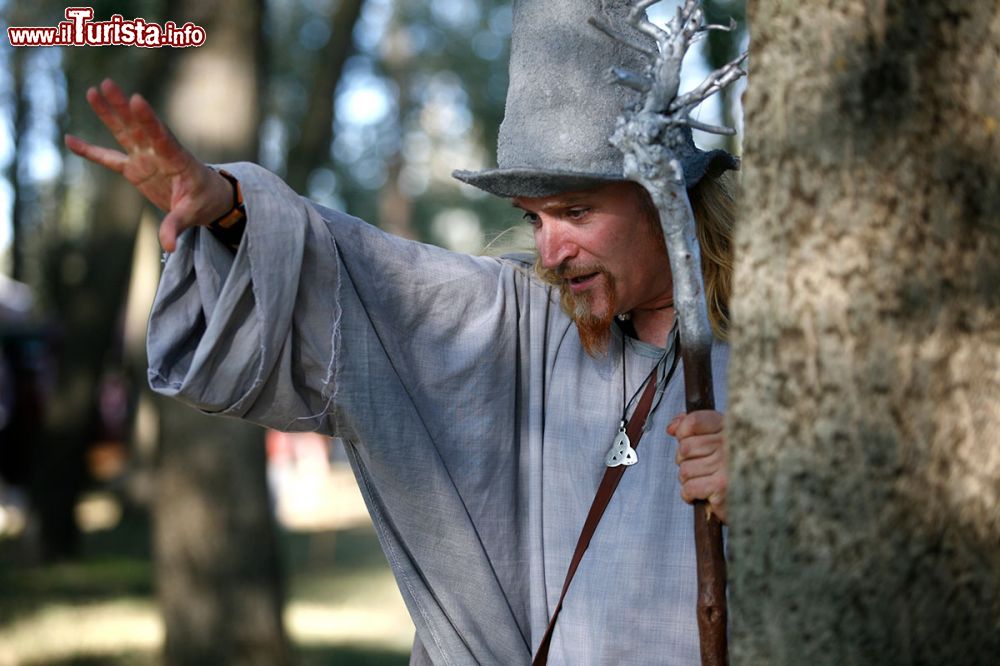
<box><xmin>66</xmin><ymin>1</ymin><xmax>735</xmax><ymax>662</ymax></box>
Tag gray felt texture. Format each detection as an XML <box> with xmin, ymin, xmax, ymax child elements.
<box><xmin>453</xmin><ymin>0</ymin><xmax>738</xmax><ymax>198</ymax></box>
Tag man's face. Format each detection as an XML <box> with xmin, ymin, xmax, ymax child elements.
<box><xmin>513</xmin><ymin>181</ymin><xmax>672</xmax><ymax>354</ymax></box>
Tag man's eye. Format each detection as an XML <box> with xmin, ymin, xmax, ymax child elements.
<box><xmin>567</xmin><ymin>207</ymin><xmax>590</xmax><ymax>220</ymax></box>
<box><xmin>522</xmin><ymin>212</ymin><xmax>540</xmax><ymax>225</ymax></box>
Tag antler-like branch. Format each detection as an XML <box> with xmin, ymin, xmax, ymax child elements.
<box><xmin>595</xmin><ymin>0</ymin><xmax>747</xmax><ymax>118</ymax></box>
<box><xmin>670</xmin><ymin>51</ymin><xmax>749</xmax><ymax>115</ymax></box>
<box><xmin>595</xmin><ymin>0</ymin><xmax>747</xmax><ymax>152</ymax></box>
<box><xmin>698</xmin><ymin>17</ymin><xmax>737</xmax><ymax>33</ymax></box>
<box><xmin>679</xmin><ymin>117</ymin><xmax>737</xmax><ymax>136</ymax></box>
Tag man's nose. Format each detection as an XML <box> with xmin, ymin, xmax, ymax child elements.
<box><xmin>536</xmin><ymin>219</ymin><xmax>577</xmax><ymax>270</ymax></box>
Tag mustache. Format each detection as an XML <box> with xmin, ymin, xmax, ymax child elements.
<box><xmin>555</xmin><ymin>263</ymin><xmax>607</xmax><ymax>280</ymax></box>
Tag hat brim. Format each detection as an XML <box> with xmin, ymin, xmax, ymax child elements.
<box><xmin>452</xmin><ymin>167</ymin><xmax>625</xmax><ymax>199</ymax></box>
<box><xmin>453</xmin><ymin>150</ymin><xmax>739</xmax><ymax>200</ymax></box>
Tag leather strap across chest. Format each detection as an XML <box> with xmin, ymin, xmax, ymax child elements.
<box><xmin>532</xmin><ymin>349</ymin><xmax>680</xmax><ymax>665</ymax></box>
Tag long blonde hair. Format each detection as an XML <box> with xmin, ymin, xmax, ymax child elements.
<box><xmin>684</xmin><ymin>173</ymin><xmax>738</xmax><ymax>341</ymax></box>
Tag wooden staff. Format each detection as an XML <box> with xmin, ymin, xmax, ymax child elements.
<box><xmin>591</xmin><ymin>1</ymin><xmax>747</xmax><ymax>662</ymax></box>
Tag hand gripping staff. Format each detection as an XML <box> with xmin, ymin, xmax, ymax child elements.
<box><xmin>590</xmin><ymin>1</ymin><xmax>748</xmax><ymax>663</ymax></box>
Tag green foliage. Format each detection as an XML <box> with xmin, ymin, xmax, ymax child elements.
<box><xmin>262</xmin><ymin>0</ymin><xmax>516</xmax><ymax>246</ymax></box>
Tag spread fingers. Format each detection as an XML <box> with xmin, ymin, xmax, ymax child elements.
<box><xmin>86</xmin><ymin>85</ymin><xmax>132</xmax><ymax>150</ymax></box>
<box><xmin>130</xmin><ymin>93</ymin><xmax>190</xmax><ymax>173</ymax></box>
<box><xmin>100</xmin><ymin>79</ymin><xmax>150</xmax><ymax>151</ymax></box>
<box><xmin>64</xmin><ymin>134</ymin><xmax>128</xmax><ymax>173</ymax></box>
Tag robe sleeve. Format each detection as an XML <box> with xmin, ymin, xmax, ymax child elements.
<box><xmin>148</xmin><ymin>163</ymin><xmax>543</xmax><ymax>662</ymax></box>
<box><xmin>146</xmin><ymin>161</ymin><xmax>527</xmax><ymax>439</ymax></box>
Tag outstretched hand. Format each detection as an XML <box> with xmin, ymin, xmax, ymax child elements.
<box><xmin>668</xmin><ymin>410</ymin><xmax>728</xmax><ymax>524</ymax></box>
<box><xmin>64</xmin><ymin>79</ymin><xmax>233</xmax><ymax>251</ymax></box>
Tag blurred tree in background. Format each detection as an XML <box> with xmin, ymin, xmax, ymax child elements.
<box><xmin>18</xmin><ymin>0</ymin><xmax>169</xmax><ymax>562</ymax></box>
<box><xmin>150</xmin><ymin>1</ymin><xmax>290</xmax><ymax>663</ymax></box>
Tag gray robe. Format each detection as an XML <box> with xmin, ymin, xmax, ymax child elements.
<box><xmin>147</xmin><ymin>163</ymin><xmax>730</xmax><ymax>665</ymax></box>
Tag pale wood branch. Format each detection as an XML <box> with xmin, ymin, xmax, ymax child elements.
<box><xmin>679</xmin><ymin>117</ymin><xmax>738</xmax><ymax>136</ymax></box>
<box><xmin>670</xmin><ymin>51</ymin><xmax>749</xmax><ymax>114</ymax></box>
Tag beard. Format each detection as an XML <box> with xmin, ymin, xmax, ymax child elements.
<box><xmin>546</xmin><ymin>264</ymin><xmax>619</xmax><ymax>357</ymax></box>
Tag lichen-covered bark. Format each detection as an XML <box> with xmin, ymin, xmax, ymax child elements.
<box><xmin>728</xmin><ymin>2</ymin><xmax>1000</xmax><ymax>664</ymax></box>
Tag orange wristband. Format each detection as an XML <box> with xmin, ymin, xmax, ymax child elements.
<box><xmin>208</xmin><ymin>169</ymin><xmax>246</xmax><ymax>251</ymax></box>
<box><xmin>209</xmin><ymin>169</ymin><xmax>246</xmax><ymax>229</ymax></box>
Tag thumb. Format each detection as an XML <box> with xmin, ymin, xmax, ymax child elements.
<box><xmin>666</xmin><ymin>413</ymin><xmax>685</xmax><ymax>436</ymax></box>
<box><xmin>159</xmin><ymin>200</ymin><xmax>196</xmax><ymax>252</ymax></box>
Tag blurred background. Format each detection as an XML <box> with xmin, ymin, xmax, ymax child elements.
<box><xmin>0</xmin><ymin>0</ymin><xmax>745</xmax><ymax>663</ymax></box>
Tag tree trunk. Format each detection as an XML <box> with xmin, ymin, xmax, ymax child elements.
<box><xmin>377</xmin><ymin>22</ymin><xmax>416</xmax><ymax>240</ymax></box>
<box><xmin>33</xmin><ymin>172</ymin><xmax>144</xmax><ymax>560</ymax></box>
<box><xmin>152</xmin><ymin>1</ymin><xmax>289</xmax><ymax>663</ymax></box>
<box><xmin>155</xmin><ymin>406</ymin><xmax>287</xmax><ymax>665</ymax></box>
<box><xmin>24</xmin><ymin>0</ymin><xmax>180</xmax><ymax>565</ymax></box>
<box><xmin>728</xmin><ymin>2</ymin><xmax>1000</xmax><ymax>664</ymax></box>
<box><xmin>9</xmin><ymin>45</ymin><xmax>28</xmax><ymax>281</ymax></box>
<box><xmin>284</xmin><ymin>0</ymin><xmax>365</xmax><ymax>194</ymax></box>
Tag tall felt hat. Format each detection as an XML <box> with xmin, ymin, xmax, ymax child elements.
<box><xmin>453</xmin><ymin>0</ymin><xmax>738</xmax><ymax>199</ymax></box>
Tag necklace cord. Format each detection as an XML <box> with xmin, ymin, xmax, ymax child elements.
<box><xmin>619</xmin><ymin>329</ymin><xmax>673</xmax><ymax>426</ymax></box>
<box><xmin>618</xmin><ymin>299</ymin><xmax>675</xmax><ymax>426</ymax></box>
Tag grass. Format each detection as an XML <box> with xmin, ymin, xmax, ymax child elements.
<box><xmin>0</xmin><ymin>495</ymin><xmax>413</xmax><ymax>665</ymax></box>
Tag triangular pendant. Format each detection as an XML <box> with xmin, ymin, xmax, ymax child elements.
<box><xmin>605</xmin><ymin>425</ymin><xmax>638</xmax><ymax>467</ymax></box>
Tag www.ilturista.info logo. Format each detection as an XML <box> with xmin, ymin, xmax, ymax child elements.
<box><xmin>7</xmin><ymin>7</ymin><xmax>206</xmax><ymax>48</ymax></box>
